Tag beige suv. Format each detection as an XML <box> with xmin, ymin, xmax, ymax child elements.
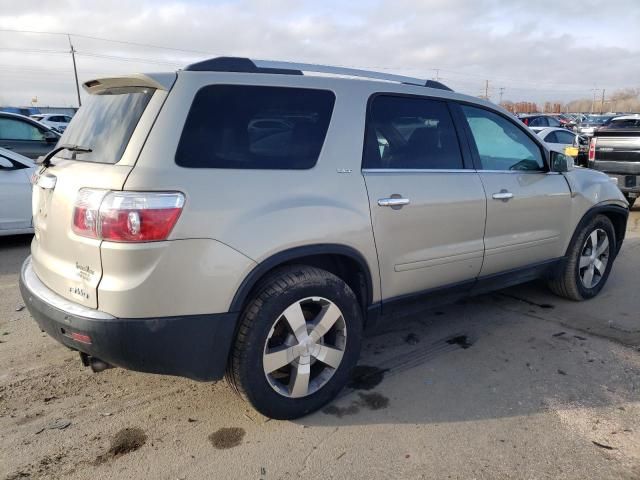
<box><xmin>20</xmin><ymin>57</ymin><xmax>629</xmax><ymax>419</ymax></box>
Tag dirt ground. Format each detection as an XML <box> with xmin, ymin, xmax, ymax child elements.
<box><xmin>1</xmin><ymin>207</ymin><xmax>639</xmax><ymax>480</ymax></box>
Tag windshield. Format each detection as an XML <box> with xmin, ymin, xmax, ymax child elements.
<box><xmin>57</xmin><ymin>86</ymin><xmax>154</xmax><ymax>164</ymax></box>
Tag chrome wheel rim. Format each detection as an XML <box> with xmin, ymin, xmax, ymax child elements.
<box><xmin>263</xmin><ymin>297</ymin><xmax>347</xmax><ymax>398</ymax></box>
<box><xmin>579</xmin><ymin>228</ymin><xmax>610</xmax><ymax>289</ymax></box>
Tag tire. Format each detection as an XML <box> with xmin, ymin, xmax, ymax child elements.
<box><xmin>548</xmin><ymin>215</ymin><xmax>616</xmax><ymax>301</ymax></box>
<box><xmin>226</xmin><ymin>265</ymin><xmax>363</xmax><ymax>419</ymax></box>
<box><xmin>624</xmin><ymin>194</ymin><xmax>636</xmax><ymax>209</ymax></box>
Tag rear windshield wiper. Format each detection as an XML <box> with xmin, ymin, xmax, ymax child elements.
<box><xmin>39</xmin><ymin>144</ymin><xmax>93</xmax><ymax>168</ymax></box>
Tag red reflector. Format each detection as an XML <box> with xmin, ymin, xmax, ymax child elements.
<box><xmin>588</xmin><ymin>137</ymin><xmax>597</xmax><ymax>162</ymax></box>
<box><xmin>71</xmin><ymin>332</ymin><xmax>92</xmax><ymax>344</ymax></box>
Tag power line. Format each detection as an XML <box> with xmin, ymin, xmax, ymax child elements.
<box><xmin>0</xmin><ymin>28</ymin><xmax>216</xmax><ymax>56</ymax></box>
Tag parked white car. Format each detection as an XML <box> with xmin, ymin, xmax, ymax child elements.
<box><xmin>30</xmin><ymin>113</ymin><xmax>73</xmax><ymax>133</ymax></box>
<box><xmin>0</xmin><ymin>147</ymin><xmax>35</xmax><ymax>236</ymax></box>
<box><xmin>536</xmin><ymin>127</ymin><xmax>578</xmax><ymax>151</ymax></box>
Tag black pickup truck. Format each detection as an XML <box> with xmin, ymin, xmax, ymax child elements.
<box><xmin>589</xmin><ymin>125</ymin><xmax>640</xmax><ymax>207</ymax></box>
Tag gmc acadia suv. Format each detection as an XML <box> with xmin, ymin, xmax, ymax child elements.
<box><xmin>20</xmin><ymin>57</ymin><xmax>629</xmax><ymax>419</ymax></box>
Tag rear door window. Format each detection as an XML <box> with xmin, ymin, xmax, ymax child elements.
<box><xmin>175</xmin><ymin>85</ymin><xmax>335</xmax><ymax>169</ymax></box>
<box><xmin>363</xmin><ymin>95</ymin><xmax>463</xmax><ymax>169</ymax></box>
<box><xmin>57</xmin><ymin>87</ymin><xmax>154</xmax><ymax>164</ymax></box>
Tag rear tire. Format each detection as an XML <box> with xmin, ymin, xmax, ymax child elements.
<box><xmin>226</xmin><ymin>265</ymin><xmax>363</xmax><ymax>419</ymax></box>
<box><xmin>548</xmin><ymin>215</ymin><xmax>616</xmax><ymax>301</ymax></box>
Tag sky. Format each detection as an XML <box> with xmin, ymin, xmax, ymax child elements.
<box><xmin>0</xmin><ymin>0</ymin><xmax>639</xmax><ymax>107</ymax></box>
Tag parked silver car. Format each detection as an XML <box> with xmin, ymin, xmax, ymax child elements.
<box><xmin>536</xmin><ymin>127</ymin><xmax>578</xmax><ymax>151</ymax></box>
<box><xmin>20</xmin><ymin>57</ymin><xmax>629</xmax><ymax>419</ymax></box>
<box><xmin>30</xmin><ymin>113</ymin><xmax>73</xmax><ymax>133</ymax></box>
<box><xmin>0</xmin><ymin>147</ymin><xmax>35</xmax><ymax>235</ymax></box>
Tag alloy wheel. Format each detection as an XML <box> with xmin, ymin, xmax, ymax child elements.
<box><xmin>579</xmin><ymin>228</ymin><xmax>610</xmax><ymax>289</ymax></box>
<box><xmin>263</xmin><ymin>297</ymin><xmax>347</xmax><ymax>398</ymax></box>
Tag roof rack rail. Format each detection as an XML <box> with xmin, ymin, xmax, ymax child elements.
<box><xmin>184</xmin><ymin>57</ymin><xmax>453</xmax><ymax>91</ymax></box>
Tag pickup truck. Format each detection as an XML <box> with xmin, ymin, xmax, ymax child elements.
<box><xmin>588</xmin><ymin>127</ymin><xmax>640</xmax><ymax>207</ymax></box>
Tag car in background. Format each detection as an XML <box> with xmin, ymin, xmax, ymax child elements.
<box><xmin>536</xmin><ymin>127</ymin><xmax>578</xmax><ymax>150</ymax></box>
<box><xmin>574</xmin><ymin>114</ymin><xmax>616</xmax><ymax>137</ymax></box>
<box><xmin>0</xmin><ymin>112</ymin><xmax>60</xmax><ymax>159</ymax></box>
<box><xmin>599</xmin><ymin>114</ymin><xmax>640</xmax><ymax>130</ymax></box>
<box><xmin>519</xmin><ymin>114</ymin><xmax>563</xmax><ymax>131</ymax></box>
<box><xmin>0</xmin><ymin>147</ymin><xmax>35</xmax><ymax>236</ymax></box>
<box><xmin>30</xmin><ymin>113</ymin><xmax>73</xmax><ymax>133</ymax></box>
<box><xmin>589</xmin><ymin>122</ymin><xmax>640</xmax><ymax>207</ymax></box>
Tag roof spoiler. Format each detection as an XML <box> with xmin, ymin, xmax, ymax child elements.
<box><xmin>82</xmin><ymin>73</ymin><xmax>176</xmax><ymax>94</ymax></box>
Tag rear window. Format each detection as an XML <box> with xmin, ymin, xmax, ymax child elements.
<box><xmin>175</xmin><ymin>85</ymin><xmax>335</xmax><ymax>169</ymax></box>
<box><xmin>57</xmin><ymin>87</ymin><xmax>154</xmax><ymax>164</ymax></box>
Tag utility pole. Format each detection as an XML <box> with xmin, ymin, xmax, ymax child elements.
<box><xmin>484</xmin><ymin>80</ymin><xmax>489</xmax><ymax>100</ymax></box>
<box><xmin>600</xmin><ymin>89</ymin><xmax>605</xmax><ymax>114</ymax></box>
<box><xmin>68</xmin><ymin>34</ymin><xmax>81</xmax><ymax>108</ymax></box>
<box><xmin>591</xmin><ymin>88</ymin><xmax>598</xmax><ymax>114</ymax></box>
<box><xmin>498</xmin><ymin>87</ymin><xmax>505</xmax><ymax>105</ymax></box>
<box><xmin>432</xmin><ymin>69</ymin><xmax>440</xmax><ymax>81</ymax></box>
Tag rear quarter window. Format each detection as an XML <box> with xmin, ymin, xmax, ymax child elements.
<box><xmin>175</xmin><ymin>85</ymin><xmax>335</xmax><ymax>169</ymax></box>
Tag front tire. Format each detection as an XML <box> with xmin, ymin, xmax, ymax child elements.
<box><xmin>226</xmin><ymin>265</ymin><xmax>363</xmax><ymax>419</ymax></box>
<box><xmin>548</xmin><ymin>215</ymin><xmax>616</xmax><ymax>301</ymax></box>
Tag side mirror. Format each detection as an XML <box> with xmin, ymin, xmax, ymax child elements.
<box><xmin>44</xmin><ymin>130</ymin><xmax>58</xmax><ymax>143</ymax></box>
<box><xmin>550</xmin><ymin>151</ymin><xmax>574</xmax><ymax>172</ymax></box>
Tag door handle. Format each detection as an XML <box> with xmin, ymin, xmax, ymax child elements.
<box><xmin>492</xmin><ymin>191</ymin><xmax>514</xmax><ymax>201</ymax></box>
<box><xmin>378</xmin><ymin>197</ymin><xmax>410</xmax><ymax>207</ymax></box>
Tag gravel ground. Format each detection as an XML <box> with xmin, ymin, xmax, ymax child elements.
<box><xmin>1</xmin><ymin>207</ymin><xmax>639</xmax><ymax>480</ymax></box>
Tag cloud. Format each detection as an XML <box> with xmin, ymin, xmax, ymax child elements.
<box><xmin>0</xmin><ymin>0</ymin><xmax>638</xmax><ymax>105</ymax></box>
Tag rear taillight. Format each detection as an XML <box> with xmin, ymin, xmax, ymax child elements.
<box><xmin>72</xmin><ymin>189</ymin><xmax>107</xmax><ymax>239</ymax></box>
<box><xmin>588</xmin><ymin>137</ymin><xmax>597</xmax><ymax>162</ymax></box>
<box><xmin>72</xmin><ymin>189</ymin><xmax>184</xmax><ymax>242</ymax></box>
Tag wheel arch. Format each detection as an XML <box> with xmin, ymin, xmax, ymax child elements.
<box><xmin>229</xmin><ymin>244</ymin><xmax>374</xmax><ymax>317</ymax></box>
<box><xmin>567</xmin><ymin>203</ymin><xmax>628</xmax><ymax>257</ymax></box>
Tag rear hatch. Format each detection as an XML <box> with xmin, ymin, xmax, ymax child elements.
<box><xmin>31</xmin><ymin>74</ymin><xmax>174</xmax><ymax>309</ymax></box>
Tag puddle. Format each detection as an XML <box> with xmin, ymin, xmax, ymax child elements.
<box><xmin>357</xmin><ymin>392</ymin><xmax>389</xmax><ymax>410</ymax></box>
<box><xmin>323</xmin><ymin>392</ymin><xmax>390</xmax><ymax>417</ymax></box>
<box><xmin>322</xmin><ymin>404</ymin><xmax>360</xmax><ymax>418</ymax></box>
<box><xmin>446</xmin><ymin>335</ymin><xmax>473</xmax><ymax>349</ymax></box>
<box><xmin>95</xmin><ymin>427</ymin><xmax>147</xmax><ymax>464</ymax></box>
<box><xmin>209</xmin><ymin>427</ymin><xmax>245</xmax><ymax>449</ymax></box>
<box><xmin>107</xmin><ymin>428</ymin><xmax>147</xmax><ymax>457</ymax></box>
<box><xmin>348</xmin><ymin>365</ymin><xmax>387</xmax><ymax>390</ymax></box>
<box><xmin>404</xmin><ymin>333</ymin><xmax>420</xmax><ymax>345</ymax></box>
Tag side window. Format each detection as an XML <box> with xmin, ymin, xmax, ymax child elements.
<box><xmin>0</xmin><ymin>118</ymin><xmax>45</xmax><ymax>141</ymax></box>
<box><xmin>528</xmin><ymin>117</ymin><xmax>546</xmax><ymax>127</ymax></box>
<box><xmin>544</xmin><ymin>131</ymin><xmax>559</xmax><ymax>143</ymax></box>
<box><xmin>363</xmin><ymin>95</ymin><xmax>463</xmax><ymax>169</ymax></box>
<box><xmin>546</xmin><ymin>117</ymin><xmax>561</xmax><ymax>127</ymax></box>
<box><xmin>555</xmin><ymin>130</ymin><xmax>576</xmax><ymax>144</ymax></box>
<box><xmin>461</xmin><ymin>105</ymin><xmax>545</xmax><ymax>171</ymax></box>
<box><xmin>175</xmin><ymin>85</ymin><xmax>335</xmax><ymax>169</ymax></box>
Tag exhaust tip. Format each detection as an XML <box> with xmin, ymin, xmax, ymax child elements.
<box><xmin>89</xmin><ymin>357</ymin><xmax>112</xmax><ymax>373</ymax></box>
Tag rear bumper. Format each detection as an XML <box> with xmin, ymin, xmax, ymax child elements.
<box><xmin>19</xmin><ymin>256</ymin><xmax>238</xmax><ymax>381</ymax></box>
